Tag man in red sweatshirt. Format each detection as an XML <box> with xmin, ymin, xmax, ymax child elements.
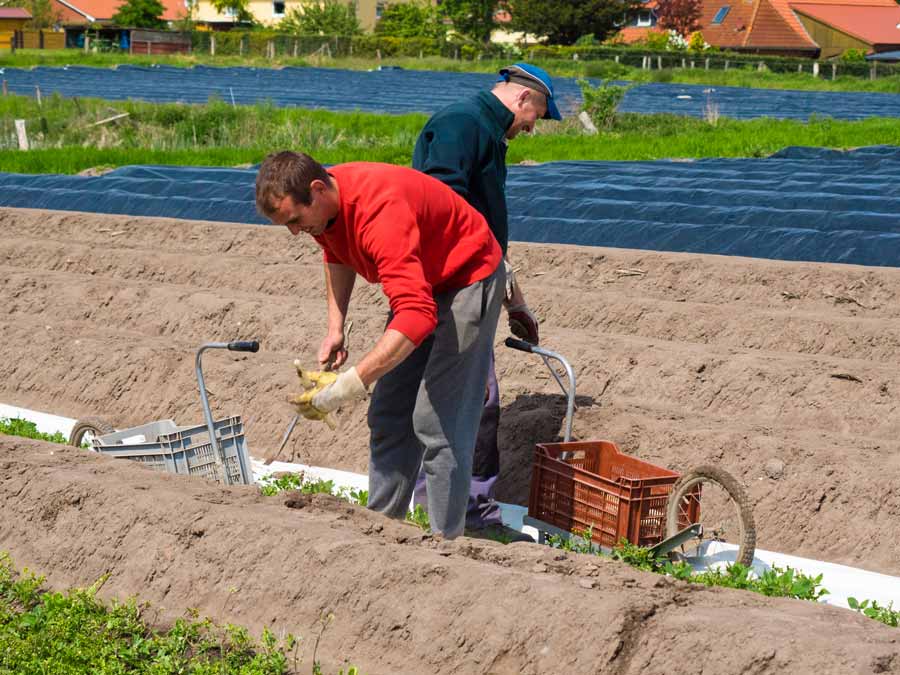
<box><xmin>256</xmin><ymin>151</ymin><xmax>504</xmax><ymax>539</ymax></box>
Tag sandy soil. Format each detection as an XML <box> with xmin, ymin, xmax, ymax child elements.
<box><xmin>1</xmin><ymin>436</ymin><xmax>899</xmax><ymax>675</ymax></box>
<box><xmin>1</xmin><ymin>207</ymin><xmax>899</xmax><ymax>582</ymax></box>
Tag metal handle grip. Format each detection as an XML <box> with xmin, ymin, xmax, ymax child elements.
<box><xmin>227</xmin><ymin>340</ymin><xmax>259</xmax><ymax>353</ymax></box>
<box><xmin>505</xmin><ymin>337</ymin><xmax>534</xmax><ymax>353</ymax></box>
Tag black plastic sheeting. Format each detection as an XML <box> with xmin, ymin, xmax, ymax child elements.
<box><xmin>1</xmin><ymin>146</ymin><xmax>899</xmax><ymax>267</ymax></box>
<box><xmin>3</xmin><ymin>64</ymin><xmax>900</xmax><ymax>120</ymax></box>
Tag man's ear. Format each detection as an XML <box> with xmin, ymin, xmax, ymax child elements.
<box><xmin>310</xmin><ymin>179</ymin><xmax>328</xmax><ymax>197</ymax></box>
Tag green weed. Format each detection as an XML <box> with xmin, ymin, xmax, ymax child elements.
<box><xmin>848</xmin><ymin>597</ymin><xmax>900</xmax><ymax>628</ymax></box>
<box><xmin>0</xmin><ymin>552</ymin><xmax>342</xmax><ymax>673</ymax></box>
<box><xmin>0</xmin><ymin>417</ymin><xmax>67</xmax><ymax>444</ymax></box>
<box><xmin>406</xmin><ymin>504</ymin><xmax>430</xmax><ymax>531</ymax></box>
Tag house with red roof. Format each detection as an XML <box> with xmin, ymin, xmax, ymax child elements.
<box><xmin>51</xmin><ymin>0</ymin><xmax>186</xmax><ymax>25</ymax></box>
<box><xmin>701</xmin><ymin>0</ymin><xmax>900</xmax><ymax>57</ymax></box>
<box><xmin>0</xmin><ymin>6</ymin><xmax>32</xmax><ymax>31</ymax></box>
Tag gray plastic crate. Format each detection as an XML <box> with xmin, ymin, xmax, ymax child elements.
<box><xmin>92</xmin><ymin>415</ymin><xmax>252</xmax><ymax>485</ymax></box>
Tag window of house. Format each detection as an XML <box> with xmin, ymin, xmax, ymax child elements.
<box><xmin>636</xmin><ymin>10</ymin><xmax>652</xmax><ymax>27</ymax></box>
<box><xmin>375</xmin><ymin>2</ymin><xmax>385</xmax><ymax>19</ymax></box>
<box><xmin>222</xmin><ymin>5</ymin><xmax>237</xmax><ymax>16</ymax></box>
<box><xmin>273</xmin><ymin>0</ymin><xmax>285</xmax><ymax>15</ymax></box>
<box><xmin>712</xmin><ymin>6</ymin><xmax>731</xmax><ymax>24</ymax></box>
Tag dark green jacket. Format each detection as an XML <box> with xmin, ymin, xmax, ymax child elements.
<box><xmin>412</xmin><ymin>91</ymin><xmax>514</xmax><ymax>254</ymax></box>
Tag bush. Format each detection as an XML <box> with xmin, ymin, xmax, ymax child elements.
<box><xmin>841</xmin><ymin>48</ymin><xmax>867</xmax><ymax>63</ymax></box>
<box><xmin>277</xmin><ymin>0</ymin><xmax>361</xmax><ymax>36</ymax></box>
<box><xmin>375</xmin><ymin>1</ymin><xmax>446</xmax><ymax>39</ymax></box>
<box><xmin>577</xmin><ymin>78</ymin><xmax>630</xmax><ymax>129</ymax></box>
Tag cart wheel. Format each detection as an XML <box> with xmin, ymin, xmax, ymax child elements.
<box><xmin>69</xmin><ymin>417</ymin><xmax>115</xmax><ymax>449</ymax></box>
<box><xmin>665</xmin><ymin>465</ymin><xmax>756</xmax><ymax>568</ymax></box>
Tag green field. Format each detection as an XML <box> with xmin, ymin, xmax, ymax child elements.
<box><xmin>2</xmin><ymin>93</ymin><xmax>899</xmax><ymax>174</ymax></box>
<box><xmin>3</xmin><ymin>48</ymin><xmax>899</xmax><ymax>94</ymax></box>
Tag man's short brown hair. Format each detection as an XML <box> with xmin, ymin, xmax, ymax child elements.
<box><xmin>255</xmin><ymin>151</ymin><xmax>332</xmax><ymax>217</ymax></box>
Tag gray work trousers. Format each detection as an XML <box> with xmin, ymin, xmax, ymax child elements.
<box><xmin>366</xmin><ymin>264</ymin><xmax>504</xmax><ymax>538</ymax></box>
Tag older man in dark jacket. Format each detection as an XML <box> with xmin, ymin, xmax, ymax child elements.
<box><xmin>412</xmin><ymin>63</ymin><xmax>562</xmax><ymax>535</ymax></box>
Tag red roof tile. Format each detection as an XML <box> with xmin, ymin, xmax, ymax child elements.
<box><xmin>53</xmin><ymin>0</ymin><xmax>185</xmax><ymax>22</ymax></box>
<box><xmin>701</xmin><ymin>1</ymin><xmax>757</xmax><ymax>48</ymax></box>
<box><xmin>791</xmin><ymin>4</ymin><xmax>900</xmax><ymax>46</ymax></box>
<box><xmin>749</xmin><ymin>0</ymin><xmax>817</xmax><ymax>48</ymax></box>
<box><xmin>0</xmin><ymin>7</ymin><xmax>32</xmax><ymax>18</ymax></box>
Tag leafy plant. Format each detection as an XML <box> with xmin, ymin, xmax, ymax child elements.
<box><xmin>656</xmin><ymin>0</ymin><xmax>702</xmax><ymax>37</ymax></box>
<box><xmin>278</xmin><ymin>0</ymin><xmax>362</xmax><ymax>36</ymax></box>
<box><xmin>0</xmin><ymin>417</ymin><xmax>67</xmax><ymax>444</ymax></box>
<box><xmin>375</xmin><ymin>1</ymin><xmax>446</xmax><ymax>39</ymax></box>
<box><xmin>547</xmin><ymin>527</ymin><xmax>596</xmax><ymax>554</ymax></box>
<box><xmin>610</xmin><ymin>538</ymin><xmax>665</xmax><ymax>571</ymax></box>
<box><xmin>111</xmin><ymin>0</ymin><xmax>167</xmax><ymax>28</ymax></box>
<box><xmin>406</xmin><ymin>504</ymin><xmax>431</xmax><ymax>531</ymax></box>
<box><xmin>439</xmin><ymin>0</ymin><xmax>497</xmax><ymax>45</ymax></box>
<box><xmin>0</xmin><ymin>553</ymin><xmax>311</xmax><ymax>673</ymax></box>
<box><xmin>506</xmin><ymin>0</ymin><xmax>642</xmax><ymax>45</ymax></box>
<box><xmin>848</xmin><ymin>597</ymin><xmax>900</xmax><ymax>627</ymax></box>
<box><xmin>841</xmin><ymin>48</ymin><xmax>867</xmax><ymax>63</ymax></box>
<box><xmin>577</xmin><ymin>79</ymin><xmax>631</xmax><ymax>130</ymax></box>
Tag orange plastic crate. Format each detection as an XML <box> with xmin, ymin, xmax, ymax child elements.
<box><xmin>528</xmin><ymin>440</ymin><xmax>698</xmax><ymax>549</ymax></box>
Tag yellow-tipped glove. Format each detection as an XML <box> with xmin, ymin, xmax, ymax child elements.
<box><xmin>288</xmin><ymin>361</ymin><xmax>368</xmax><ymax>429</ymax></box>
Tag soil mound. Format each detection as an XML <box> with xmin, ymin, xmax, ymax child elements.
<box><xmin>1</xmin><ymin>436</ymin><xmax>898</xmax><ymax>675</ymax></box>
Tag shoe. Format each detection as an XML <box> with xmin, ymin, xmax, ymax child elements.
<box><xmin>466</xmin><ymin>523</ymin><xmax>535</xmax><ymax>544</ymax></box>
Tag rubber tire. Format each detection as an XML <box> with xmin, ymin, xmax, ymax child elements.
<box><xmin>69</xmin><ymin>417</ymin><xmax>115</xmax><ymax>448</ymax></box>
<box><xmin>665</xmin><ymin>464</ymin><xmax>757</xmax><ymax>568</ymax></box>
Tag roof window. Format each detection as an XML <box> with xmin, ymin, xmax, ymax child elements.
<box><xmin>712</xmin><ymin>6</ymin><xmax>731</xmax><ymax>24</ymax></box>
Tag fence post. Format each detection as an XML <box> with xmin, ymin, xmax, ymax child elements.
<box><xmin>812</xmin><ymin>61</ymin><xmax>819</xmax><ymax>78</ymax></box>
<box><xmin>239</xmin><ymin>35</ymin><xmax>244</xmax><ymax>56</ymax></box>
<box><xmin>831</xmin><ymin>63</ymin><xmax>837</xmax><ymax>80</ymax></box>
<box><xmin>147</xmin><ymin>40</ymin><xmax>151</xmax><ymax>55</ymax></box>
<box><xmin>210</xmin><ymin>34</ymin><xmax>215</xmax><ymax>56</ymax></box>
<box><xmin>39</xmin><ymin>29</ymin><xmax>44</xmax><ymax>49</ymax></box>
<box><xmin>681</xmin><ymin>57</ymin><xmax>686</xmax><ymax>68</ymax></box>
<box><xmin>614</xmin><ymin>54</ymin><xmax>619</xmax><ymax>63</ymax></box>
<box><xmin>293</xmin><ymin>39</ymin><xmax>298</xmax><ymax>57</ymax></box>
<box><xmin>349</xmin><ymin>40</ymin><xmax>352</xmax><ymax>56</ymax></box>
<box><xmin>797</xmin><ymin>63</ymin><xmax>802</xmax><ymax>73</ymax></box>
<box><xmin>870</xmin><ymin>61</ymin><xmax>877</xmax><ymax>80</ymax></box>
<box><xmin>724</xmin><ymin>60</ymin><xmax>729</xmax><ymax>70</ymax></box>
<box><xmin>705</xmin><ymin>57</ymin><xmax>709</xmax><ymax>70</ymax></box>
<box><xmin>15</xmin><ymin>119</ymin><xmax>29</xmax><ymax>151</ymax></box>
<box><xmin>35</xmin><ymin>85</ymin><xmax>42</xmax><ymax>107</ymax></box>
<box><xmin>657</xmin><ymin>56</ymin><xmax>661</xmax><ymax>69</ymax></box>
<box><xmin>690</xmin><ymin>60</ymin><xmax>695</xmax><ymax>69</ymax></box>
<box><xmin>1</xmin><ymin>80</ymin><xmax>7</xmax><ymax>96</ymax></box>
<box><xmin>376</xmin><ymin>48</ymin><xmax>382</xmax><ymax>60</ymax></box>
<box><xmin>757</xmin><ymin>61</ymin><xmax>764</xmax><ymax>72</ymax></box>
<box><xmin>84</xmin><ymin>33</ymin><xmax>90</xmax><ymax>53</ymax></box>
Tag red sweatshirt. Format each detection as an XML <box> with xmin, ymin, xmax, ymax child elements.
<box><xmin>314</xmin><ymin>162</ymin><xmax>501</xmax><ymax>346</ymax></box>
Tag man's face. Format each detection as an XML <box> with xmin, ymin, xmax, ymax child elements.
<box><xmin>270</xmin><ymin>181</ymin><xmax>331</xmax><ymax>236</ymax></box>
<box><xmin>506</xmin><ymin>90</ymin><xmax>548</xmax><ymax>139</ymax></box>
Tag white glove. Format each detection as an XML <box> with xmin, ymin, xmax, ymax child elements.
<box><xmin>310</xmin><ymin>367</ymin><xmax>368</xmax><ymax>413</ymax></box>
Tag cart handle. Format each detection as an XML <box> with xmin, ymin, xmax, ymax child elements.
<box><xmin>503</xmin><ymin>338</ymin><xmax>576</xmax><ymax>443</ymax></box>
<box><xmin>228</xmin><ymin>340</ymin><xmax>259</xmax><ymax>353</ymax></box>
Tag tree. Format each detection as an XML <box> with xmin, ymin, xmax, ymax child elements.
<box><xmin>8</xmin><ymin>0</ymin><xmax>61</xmax><ymax>29</ymax></box>
<box><xmin>111</xmin><ymin>0</ymin><xmax>167</xmax><ymax>27</ymax></box>
<box><xmin>278</xmin><ymin>0</ymin><xmax>361</xmax><ymax>35</ymax></box>
<box><xmin>440</xmin><ymin>0</ymin><xmax>497</xmax><ymax>45</ymax></box>
<box><xmin>209</xmin><ymin>0</ymin><xmax>254</xmax><ymax>24</ymax></box>
<box><xmin>655</xmin><ymin>0</ymin><xmax>701</xmax><ymax>36</ymax></box>
<box><xmin>374</xmin><ymin>1</ymin><xmax>446</xmax><ymax>39</ymax></box>
<box><xmin>506</xmin><ymin>0</ymin><xmax>642</xmax><ymax>45</ymax></box>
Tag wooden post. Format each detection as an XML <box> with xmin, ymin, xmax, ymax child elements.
<box><xmin>690</xmin><ymin>60</ymin><xmax>695</xmax><ymax>69</ymax></box>
<box><xmin>15</xmin><ymin>119</ymin><xmax>29</xmax><ymax>151</ymax></box>
<box><xmin>870</xmin><ymin>61</ymin><xmax>877</xmax><ymax>80</ymax></box>
<box><xmin>210</xmin><ymin>34</ymin><xmax>216</xmax><ymax>56</ymax></box>
<box><xmin>831</xmin><ymin>63</ymin><xmax>837</xmax><ymax>80</ymax></box>
<box><xmin>798</xmin><ymin>63</ymin><xmax>803</xmax><ymax>73</ymax></box>
<box><xmin>35</xmin><ymin>85</ymin><xmax>42</xmax><ymax>107</ymax></box>
<box><xmin>267</xmin><ymin>40</ymin><xmax>273</xmax><ymax>59</ymax></box>
<box><xmin>681</xmin><ymin>57</ymin><xmax>686</xmax><ymax>68</ymax></box>
<box><xmin>419</xmin><ymin>49</ymin><xmax>422</xmax><ymax>59</ymax></box>
<box><xmin>2</xmin><ymin>80</ymin><xmax>7</xmax><ymax>96</ymax></box>
<box><xmin>657</xmin><ymin>56</ymin><xmax>662</xmax><ymax>69</ymax></box>
<box><xmin>293</xmin><ymin>39</ymin><xmax>298</xmax><ymax>58</ymax></box>
<box><xmin>757</xmin><ymin>61</ymin><xmax>764</xmax><ymax>72</ymax></box>
<box><xmin>239</xmin><ymin>35</ymin><xmax>244</xmax><ymax>56</ymax></box>
<box><xmin>349</xmin><ymin>40</ymin><xmax>352</xmax><ymax>56</ymax></box>
<box><xmin>724</xmin><ymin>60</ymin><xmax>729</xmax><ymax>70</ymax></box>
<box><xmin>376</xmin><ymin>48</ymin><xmax>382</xmax><ymax>60</ymax></box>
<box><xmin>705</xmin><ymin>57</ymin><xmax>709</xmax><ymax>70</ymax></box>
<box><xmin>812</xmin><ymin>61</ymin><xmax>819</xmax><ymax>78</ymax></box>
<box><xmin>146</xmin><ymin>41</ymin><xmax>151</xmax><ymax>55</ymax></box>
<box><xmin>84</xmin><ymin>33</ymin><xmax>90</xmax><ymax>53</ymax></box>
<box><xmin>614</xmin><ymin>54</ymin><xmax>619</xmax><ymax>63</ymax></box>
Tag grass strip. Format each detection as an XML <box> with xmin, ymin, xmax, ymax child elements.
<box><xmin>2</xmin><ymin>49</ymin><xmax>899</xmax><ymax>94</ymax></box>
<box><xmin>0</xmin><ymin>552</ymin><xmax>360</xmax><ymax>674</ymax></box>
<box><xmin>2</xmin><ymin>94</ymin><xmax>899</xmax><ymax>174</ymax></box>
<box><xmin>0</xmin><ymin>417</ymin><xmax>67</xmax><ymax>444</ymax></box>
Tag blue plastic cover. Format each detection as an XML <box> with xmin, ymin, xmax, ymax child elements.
<box><xmin>2</xmin><ymin>65</ymin><xmax>900</xmax><ymax>119</ymax></box>
<box><xmin>1</xmin><ymin>146</ymin><xmax>899</xmax><ymax>267</ymax></box>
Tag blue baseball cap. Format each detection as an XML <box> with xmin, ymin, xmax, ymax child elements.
<box><xmin>497</xmin><ymin>63</ymin><xmax>562</xmax><ymax>121</ymax></box>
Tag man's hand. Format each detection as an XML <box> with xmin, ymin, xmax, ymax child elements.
<box><xmin>296</xmin><ymin>367</ymin><xmax>368</xmax><ymax>414</ymax></box>
<box><xmin>507</xmin><ymin>304</ymin><xmax>539</xmax><ymax>345</ymax></box>
<box><xmin>318</xmin><ymin>329</ymin><xmax>348</xmax><ymax>370</ymax></box>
